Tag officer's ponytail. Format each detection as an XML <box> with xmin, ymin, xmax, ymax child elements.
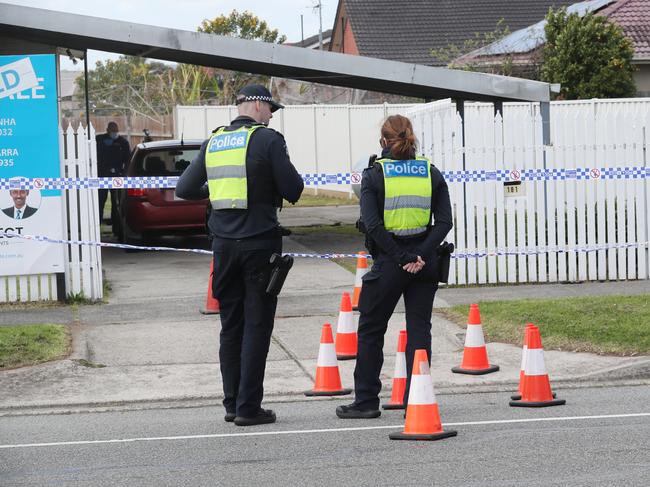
<box><xmin>381</xmin><ymin>115</ymin><xmax>418</xmax><ymax>160</ymax></box>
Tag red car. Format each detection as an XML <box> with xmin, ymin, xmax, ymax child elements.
<box><xmin>112</xmin><ymin>139</ymin><xmax>208</xmax><ymax>245</ymax></box>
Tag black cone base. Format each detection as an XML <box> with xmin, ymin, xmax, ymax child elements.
<box><xmin>382</xmin><ymin>403</ymin><xmax>406</xmax><ymax>410</ymax></box>
<box><xmin>451</xmin><ymin>364</ymin><xmax>500</xmax><ymax>375</ymax></box>
<box><xmin>336</xmin><ymin>354</ymin><xmax>357</xmax><ymax>361</ymax></box>
<box><xmin>389</xmin><ymin>430</ymin><xmax>457</xmax><ymax>441</ymax></box>
<box><xmin>200</xmin><ymin>308</ymin><xmax>220</xmax><ymax>315</ymax></box>
<box><xmin>511</xmin><ymin>392</ymin><xmax>556</xmax><ymax>400</ymax></box>
<box><xmin>304</xmin><ymin>388</ymin><xmax>352</xmax><ymax>397</ymax></box>
<box><xmin>509</xmin><ymin>398</ymin><xmax>566</xmax><ymax>408</ymax></box>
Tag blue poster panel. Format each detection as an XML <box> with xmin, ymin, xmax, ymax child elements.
<box><xmin>0</xmin><ymin>54</ymin><xmax>65</xmax><ymax>276</ymax></box>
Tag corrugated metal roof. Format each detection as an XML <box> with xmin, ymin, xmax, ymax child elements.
<box><xmin>473</xmin><ymin>0</ymin><xmax>615</xmax><ymax>56</ymax></box>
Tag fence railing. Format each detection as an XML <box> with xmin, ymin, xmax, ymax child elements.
<box><xmin>407</xmin><ymin>99</ymin><xmax>650</xmax><ymax>285</ymax></box>
<box><xmin>60</xmin><ymin>123</ymin><xmax>103</xmax><ymax>300</ymax></box>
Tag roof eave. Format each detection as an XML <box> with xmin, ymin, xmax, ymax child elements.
<box><xmin>0</xmin><ymin>2</ymin><xmax>551</xmax><ymax>103</ymax></box>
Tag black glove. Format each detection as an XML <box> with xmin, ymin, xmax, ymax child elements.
<box><xmin>278</xmin><ymin>226</ymin><xmax>292</xmax><ymax>236</ymax></box>
<box><xmin>399</xmin><ymin>252</ymin><xmax>419</xmax><ymax>266</ymax></box>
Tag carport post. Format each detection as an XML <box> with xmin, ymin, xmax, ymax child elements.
<box><xmin>541</xmin><ymin>101</ymin><xmax>551</xmax><ymax>221</ymax></box>
<box><xmin>454</xmin><ymin>99</ymin><xmax>468</xmax><ymax>240</ymax></box>
<box><xmin>493</xmin><ymin>100</ymin><xmax>503</xmax><ymax>118</ymax></box>
<box><xmin>83</xmin><ymin>50</ymin><xmax>91</xmax><ymax>141</ymax></box>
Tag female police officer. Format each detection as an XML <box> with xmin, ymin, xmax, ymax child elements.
<box><xmin>336</xmin><ymin>115</ymin><xmax>452</xmax><ymax>418</ymax></box>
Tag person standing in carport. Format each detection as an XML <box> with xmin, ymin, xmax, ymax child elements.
<box><xmin>96</xmin><ymin>121</ymin><xmax>130</xmax><ymax>224</ymax></box>
<box><xmin>176</xmin><ymin>84</ymin><xmax>303</xmax><ymax>426</ymax></box>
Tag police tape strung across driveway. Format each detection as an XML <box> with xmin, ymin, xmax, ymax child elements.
<box><xmin>1</xmin><ymin>165</ymin><xmax>649</xmax><ymax>190</ymax></box>
<box><xmin>1</xmin><ymin>232</ymin><xmax>647</xmax><ymax>259</ymax></box>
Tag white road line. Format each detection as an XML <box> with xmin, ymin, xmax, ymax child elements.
<box><xmin>1</xmin><ymin>412</ymin><xmax>648</xmax><ymax>450</ymax></box>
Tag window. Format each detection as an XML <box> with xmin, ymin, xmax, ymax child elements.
<box><xmin>137</xmin><ymin>148</ymin><xmax>200</xmax><ymax>176</ymax></box>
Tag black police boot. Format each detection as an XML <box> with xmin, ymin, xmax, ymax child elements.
<box><xmin>234</xmin><ymin>409</ymin><xmax>276</xmax><ymax>426</ymax></box>
<box><xmin>224</xmin><ymin>412</ymin><xmax>236</xmax><ymax>423</ymax></box>
<box><xmin>336</xmin><ymin>403</ymin><xmax>381</xmax><ymax>419</ymax></box>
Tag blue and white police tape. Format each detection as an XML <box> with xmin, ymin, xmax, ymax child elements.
<box><xmin>2</xmin><ymin>232</ymin><xmax>647</xmax><ymax>259</ymax></box>
<box><xmin>1</xmin><ymin>166</ymin><xmax>649</xmax><ymax>190</ymax></box>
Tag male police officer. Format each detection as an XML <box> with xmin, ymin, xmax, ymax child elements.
<box><xmin>176</xmin><ymin>84</ymin><xmax>303</xmax><ymax>426</ymax></box>
<box><xmin>96</xmin><ymin>122</ymin><xmax>130</xmax><ymax>224</ymax></box>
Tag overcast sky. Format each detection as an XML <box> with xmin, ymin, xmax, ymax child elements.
<box><xmin>5</xmin><ymin>0</ymin><xmax>338</xmax><ymax>70</ymax></box>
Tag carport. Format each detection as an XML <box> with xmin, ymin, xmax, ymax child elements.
<box><xmin>0</xmin><ymin>2</ymin><xmax>553</xmax><ymax>131</ymax></box>
<box><xmin>0</xmin><ymin>2</ymin><xmax>555</xmax><ymax>302</ymax></box>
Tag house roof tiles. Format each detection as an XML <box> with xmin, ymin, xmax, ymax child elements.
<box><xmin>455</xmin><ymin>0</ymin><xmax>650</xmax><ymax>63</ymax></box>
<box><xmin>342</xmin><ymin>0</ymin><xmax>577</xmax><ymax>66</ymax></box>
<box><xmin>599</xmin><ymin>0</ymin><xmax>650</xmax><ymax>59</ymax></box>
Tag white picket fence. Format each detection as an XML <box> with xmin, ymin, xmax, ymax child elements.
<box><xmin>408</xmin><ymin>98</ymin><xmax>650</xmax><ymax>285</ymax></box>
<box><xmin>0</xmin><ymin>124</ymin><xmax>103</xmax><ymax>303</ymax></box>
<box><xmin>60</xmin><ymin>124</ymin><xmax>103</xmax><ymax>300</ymax></box>
<box><xmin>174</xmin><ymin>103</ymin><xmax>414</xmax><ymax>193</ymax></box>
<box><xmin>3</xmin><ymin>98</ymin><xmax>650</xmax><ymax>302</ymax></box>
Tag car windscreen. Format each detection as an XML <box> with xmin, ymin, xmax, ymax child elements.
<box><xmin>135</xmin><ymin>148</ymin><xmax>200</xmax><ymax>176</ymax></box>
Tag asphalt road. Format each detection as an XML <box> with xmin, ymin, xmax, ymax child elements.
<box><xmin>1</xmin><ymin>385</ymin><xmax>649</xmax><ymax>487</ymax></box>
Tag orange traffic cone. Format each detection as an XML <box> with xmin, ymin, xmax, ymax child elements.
<box><xmin>382</xmin><ymin>329</ymin><xmax>407</xmax><ymax>410</ymax></box>
<box><xmin>305</xmin><ymin>324</ymin><xmax>352</xmax><ymax>396</ymax></box>
<box><xmin>451</xmin><ymin>303</ymin><xmax>499</xmax><ymax>375</ymax></box>
<box><xmin>335</xmin><ymin>292</ymin><xmax>357</xmax><ymax>360</ymax></box>
<box><xmin>199</xmin><ymin>259</ymin><xmax>220</xmax><ymax>315</ymax></box>
<box><xmin>351</xmin><ymin>251</ymin><xmax>369</xmax><ymax>310</ymax></box>
<box><xmin>511</xmin><ymin>324</ymin><xmax>556</xmax><ymax>400</ymax></box>
<box><xmin>389</xmin><ymin>349</ymin><xmax>457</xmax><ymax>441</ymax></box>
<box><xmin>511</xmin><ymin>324</ymin><xmax>534</xmax><ymax>400</ymax></box>
<box><xmin>510</xmin><ymin>326</ymin><xmax>565</xmax><ymax>407</ymax></box>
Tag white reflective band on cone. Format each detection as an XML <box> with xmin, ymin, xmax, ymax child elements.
<box><xmin>354</xmin><ymin>267</ymin><xmax>368</xmax><ymax>286</ymax></box>
<box><xmin>337</xmin><ymin>312</ymin><xmax>356</xmax><ymax>333</ymax></box>
<box><xmin>394</xmin><ymin>352</ymin><xmax>407</xmax><ymax>378</ymax></box>
<box><xmin>317</xmin><ymin>343</ymin><xmax>338</xmax><ymax>367</ymax></box>
<box><xmin>524</xmin><ymin>348</ymin><xmax>548</xmax><ymax>376</ymax></box>
<box><xmin>464</xmin><ymin>324</ymin><xmax>486</xmax><ymax>347</ymax></box>
<box><xmin>520</xmin><ymin>345</ymin><xmax>528</xmax><ymax>371</ymax></box>
<box><xmin>407</xmin><ymin>373</ymin><xmax>436</xmax><ymax>405</ymax></box>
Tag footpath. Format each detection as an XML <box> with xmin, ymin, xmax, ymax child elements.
<box><xmin>1</xmin><ymin>205</ymin><xmax>649</xmax><ymax>415</ymax></box>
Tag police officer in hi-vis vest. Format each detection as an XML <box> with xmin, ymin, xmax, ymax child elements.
<box><xmin>176</xmin><ymin>84</ymin><xmax>303</xmax><ymax>426</ymax></box>
<box><xmin>336</xmin><ymin>115</ymin><xmax>452</xmax><ymax>419</ymax></box>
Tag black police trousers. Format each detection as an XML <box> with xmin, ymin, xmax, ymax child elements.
<box><xmin>211</xmin><ymin>231</ymin><xmax>281</xmax><ymax>418</ymax></box>
<box><xmin>353</xmin><ymin>254</ymin><xmax>438</xmax><ymax>410</ymax></box>
<box><xmin>98</xmin><ymin>189</ymin><xmax>119</xmax><ymax>223</ymax></box>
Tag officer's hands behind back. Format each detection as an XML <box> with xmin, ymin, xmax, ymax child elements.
<box><xmin>402</xmin><ymin>255</ymin><xmax>425</xmax><ymax>274</ymax></box>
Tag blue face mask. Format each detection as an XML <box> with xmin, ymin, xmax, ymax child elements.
<box><xmin>109</xmin><ymin>131</ymin><xmax>119</xmax><ymax>140</ymax></box>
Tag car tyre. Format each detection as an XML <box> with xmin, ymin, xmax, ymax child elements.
<box><xmin>121</xmin><ymin>216</ymin><xmax>144</xmax><ymax>252</ymax></box>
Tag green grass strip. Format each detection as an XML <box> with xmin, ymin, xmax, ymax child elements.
<box><xmin>287</xmin><ymin>223</ymin><xmax>360</xmax><ymax>236</ymax></box>
<box><xmin>287</xmin><ymin>193</ymin><xmax>357</xmax><ymax>207</ymax></box>
<box><xmin>0</xmin><ymin>324</ymin><xmax>70</xmax><ymax>369</ymax></box>
<box><xmin>440</xmin><ymin>294</ymin><xmax>650</xmax><ymax>356</ymax></box>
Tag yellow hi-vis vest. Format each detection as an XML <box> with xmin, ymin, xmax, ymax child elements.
<box><xmin>376</xmin><ymin>158</ymin><xmax>432</xmax><ymax>237</ymax></box>
<box><xmin>205</xmin><ymin>125</ymin><xmax>262</xmax><ymax>210</ymax></box>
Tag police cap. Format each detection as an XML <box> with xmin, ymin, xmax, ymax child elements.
<box><xmin>236</xmin><ymin>84</ymin><xmax>284</xmax><ymax>113</ymax></box>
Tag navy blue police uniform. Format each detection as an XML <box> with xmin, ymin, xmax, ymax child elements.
<box><xmin>339</xmin><ymin>147</ymin><xmax>452</xmax><ymax>416</ymax></box>
<box><xmin>176</xmin><ymin>109</ymin><xmax>303</xmax><ymax>424</ymax></box>
<box><xmin>96</xmin><ymin>131</ymin><xmax>130</xmax><ymax>223</ymax></box>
